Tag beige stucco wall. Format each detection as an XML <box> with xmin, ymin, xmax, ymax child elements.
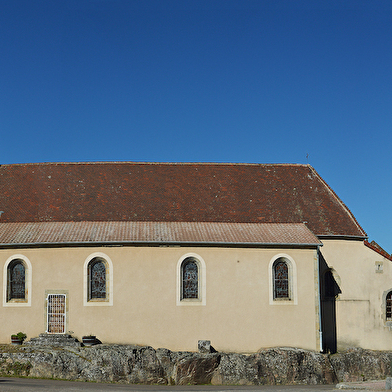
<box><xmin>0</xmin><ymin>245</ymin><xmax>319</xmax><ymax>353</ymax></box>
<box><xmin>321</xmin><ymin>239</ymin><xmax>392</xmax><ymax>351</ymax></box>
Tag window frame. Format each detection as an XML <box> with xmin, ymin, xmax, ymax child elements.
<box><xmin>46</xmin><ymin>293</ymin><xmax>67</xmax><ymax>334</ymax></box>
<box><xmin>273</xmin><ymin>259</ymin><xmax>290</xmax><ymax>300</ymax></box>
<box><xmin>387</xmin><ymin>291</ymin><xmax>392</xmax><ymax>320</ymax></box>
<box><xmin>181</xmin><ymin>257</ymin><xmax>199</xmax><ymax>300</ymax></box>
<box><xmin>3</xmin><ymin>254</ymin><xmax>32</xmax><ymax>307</ymax></box>
<box><xmin>88</xmin><ymin>258</ymin><xmax>108</xmax><ymax>301</ymax></box>
<box><xmin>268</xmin><ymin>254</ymin><xmax>297</xmax><ymax>305</ymax></box>
<box><xmin>383</xmin><ymin>289</ymin><xmax>392</xmax><ymax>325</ymax></box>
<box><xmin>176</xmin><ymin>253</ymin><xmax>206</xmax><ymax>306</ymax></box>
<box><xmin>83</xmin><ymin>252</ymin><xmax>113</xmax><ymax>306</ymax></box>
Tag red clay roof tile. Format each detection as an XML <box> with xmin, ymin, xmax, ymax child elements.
<box><xmin>0</xmin><ymin>162</ymin><xmax>366</xmax><ymax>238</ymax></box>
<box><xmin>364</xmin><ymin>240</ymin><xmax>392</xmax><ymax>261</ymax></box>
<box><xmin>0</xmin><ymin>221</ymin><xmax>321</xmax><ymax>247</ymax></box>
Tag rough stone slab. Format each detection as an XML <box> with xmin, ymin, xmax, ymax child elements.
<box><xmin>25</xmin><ymin>333</ymin><xmax>82</xmax><ymax>347</ymax></box>
<box><xmin>330</xmin><ymin>348</ymin><xmax>392</xmax><ymax>383</ymax></box>
<box><xmin>198</xmin><ymin>340</ymin><xmax>211</xmax><ymax>354</ymax></box>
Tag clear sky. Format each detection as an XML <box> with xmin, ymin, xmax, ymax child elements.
<box><xmin>1</xmin><ymin>0</ymin><xmax>391</xmax><ymax>252</ymax></box>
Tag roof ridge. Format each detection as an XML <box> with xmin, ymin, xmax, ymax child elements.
<box><xmin>0</xmin><ymin>161</ymin><xmax>310</xmax><ymax>167</ymax></box>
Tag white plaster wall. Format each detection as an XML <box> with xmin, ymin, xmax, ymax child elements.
<box><xmin>321</xmin><ymin>239</ymin><xmax>392</xmax><ymax>351</ymax></box>
<box><xmin>0</xmin><ymin>245</ymin><xmax>319</xmax><ymax>353</ymax></box>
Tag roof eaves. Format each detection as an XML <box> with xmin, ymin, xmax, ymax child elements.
<box><xmin>0</xmin><ymin>240</ymin><xmax>322</xmax><ymax>249</ymax></box>
<box><xmin>317</xmin><ymin>234</ymin><xmax>368</xmax><ymax>241</ymax></box>
<box><xmin>364</xmin><ymin>240</ymin><xmax>392</xmax><ymax>261</ymax></box>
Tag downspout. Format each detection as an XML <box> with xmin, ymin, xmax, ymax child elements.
<box><xmin>317</xmin><ymin>246</ymin><xmax>323</xmax><ymax>352</ymax></box>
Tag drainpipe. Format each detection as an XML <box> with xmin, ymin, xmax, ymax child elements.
<box><xmin>317</xmin><ymin>247</ymin><xmax>323</xmax><ymax>352</ymax></box>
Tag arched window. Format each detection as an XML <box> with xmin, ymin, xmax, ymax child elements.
<box><xmin>88</xmin><ymin>258</ymin><xmax>107</xmax><ymax>300</ymax></box>
<box><xmin>386</xmin><ymin>291</ymin><xmax>392</xmax><ymax>320</ymax></box>
<box><xmin>176</xmin><ymin>253</ymin><xmax>206</xmax><ymax>306</ymax></box>
<box><xmin>273</xmin><ymin>258</ymin><xmax>289</xmax><ymax>299</ymax></box>
<box><xmin>7</xmin><ymin>259</ymin><xmax>26</xmax><ymax>301</ymax></box>
<box><xmin>269</xmin><ymin>254</ymin><xmax>297</xmax><ymax>304</ymax></box>
<box><xmin>3</xmin><ymin>255</ymin><xmax>32</xmax><ymax>307</ymax></box>
<box><xmin>83</xmin><ymin>253</ymin><xmax>113</xmax><ymax>306</ymax></box>
<box><xmin>182</xmin><ymin>258</ymin><xmax>199</xmax><ymax>299</ymax></box>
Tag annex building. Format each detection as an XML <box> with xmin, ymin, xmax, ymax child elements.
<box><xmin>0</xmin><ymin>162</ymin><xmax>391</xmax><ymax>353</ymax></box>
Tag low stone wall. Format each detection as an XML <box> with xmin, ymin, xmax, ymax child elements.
<box><xmin>1</xmin><ymin>344</ymin><xmax>391</xmax><ymax>385</ymax></box>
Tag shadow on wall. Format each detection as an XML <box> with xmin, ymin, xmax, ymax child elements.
<box><xmin>319</xmin><ymin>250</ymin><xmax>341</xmax><ymax>354</ymax></box>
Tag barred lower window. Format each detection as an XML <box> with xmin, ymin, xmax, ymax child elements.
<box><xmin>182</xmin><ymin>258</ymin><xmax>199</xmax><ymax>300</ymax></box>
<box><xmin>47</xmin><ymin>294</ymin><xmax>66</xmax><ymax>334</ymax></box>
<box><xmin>387</xmin><ymin>292</ymin><xmax>392</xmax><ymax>320</ymax></box>
<box><xmin>88</xmin><ymin>258</ymin><xmax>107</xmax><ymax>300</ymax></box>
<box><xmin>273</xmin><ymin>259</ymin><xmax>289</xmax><ymax>299</ymax></box>
<box><xmin>7</xmin><ymin>260</ymin><xmax>26</xmax><ymax>301</ymax></box>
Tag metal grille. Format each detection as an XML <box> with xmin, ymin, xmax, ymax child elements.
<box><xmin>274</xmin><ymin>260</ymin><xmax>289</xmax><ymax>299</ymax></box>
<box><xmin>89</xmin><ymin>260</ymin><xmax>106</xmax><ymax>299</ymax></box>
<box><xmin>47</xmin><ymin>294</ymin><xmax>66</xmax><ymax>334</ymax></box>
<box><xmin>182</xmin><ymin>259</ymin><xmax>198</xmax><ymax>299</ymax></box>
<box><xmin>387</xmin><ymin>292</ymin><xmax>392</xmax><ymax>320</ymax></box>
<box><xmin>8</xmin><ymin>261</ymin><xmax>25</xmax><ymax>300</ymax></box>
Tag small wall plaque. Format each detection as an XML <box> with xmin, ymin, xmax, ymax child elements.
<box><xmin>375</xmin><ymin>261</ymin><xmax>383</xmax><ymax>273</ymax></box>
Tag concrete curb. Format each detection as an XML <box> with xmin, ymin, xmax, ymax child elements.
<box><xmin>336</xmin><ymin>380</ymin><xmax>389</xmax><ymax>390</ymax></box>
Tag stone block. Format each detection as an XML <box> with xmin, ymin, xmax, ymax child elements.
<box><xmin>198</xmin><ymin>340</ymin><xmax>211</xmax><ymax>353</ymax></box>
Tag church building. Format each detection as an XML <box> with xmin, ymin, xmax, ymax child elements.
<box><xmin>0</xmin><ymin>162</ymin><xmax>391</xmax><ymax>353</ymax></box>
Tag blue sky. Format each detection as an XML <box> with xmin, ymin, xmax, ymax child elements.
<box><xmin>1</xmin><ymin>0</ymin><xmax>391</xmax><ymax>252</ymax></box>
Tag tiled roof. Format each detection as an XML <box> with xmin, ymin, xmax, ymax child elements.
<box><xmin>0</xmin><ymin>221</ymin><xmax>321</xmax><ymax>247</ymax></box>
<box><xmin>0</xmin><ymin>162</ymin><xmax>366</xmax><ymax>238</ymax></box>
<box><xmin>364</xmin><ymin>240</ymin><xmax>392</xmax><ymax>261</ymax></box>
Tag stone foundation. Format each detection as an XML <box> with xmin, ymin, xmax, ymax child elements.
<box><xmin>0</xmin><ymin>344</ymin><xmax>391</xmax><ymax>385</ymax></box>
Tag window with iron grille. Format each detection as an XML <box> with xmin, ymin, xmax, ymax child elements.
<box><xmin>387</xmin><ymin>292</ymin><xmax>392</xmax><ymax>320</ymax></box>
<box><xmin>182</xmin><ymin>258</ymin><xmax>199</xmax><ymax>300</ymax></box>
<box><xmin>273</xmin><ymin>259</ymin><xmax>290</xmax><ymax>299</ymax></box>
<box><xmin>88</xmin><ymin>258</ymin><xmax>107</xmax><ymax>300</ymax></box>
<box><xmin>47</xmin><ymin>294</ymin><xmax>66</xmax><ymax>334</ymax></box>
<box><xmin>7</xmin><ymin>259</ymin><xmax>26</xmax><ymax>301</ymax></box>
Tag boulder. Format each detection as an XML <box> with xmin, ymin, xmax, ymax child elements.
<box><xmin>329</xmin><ymin>347</ymin><xmax>392</xmax><ymax>382</ymax></box>
<box><xmin>173</xmin><ymin>353</ymin><xmax>220</xmax><ymax>385</ymax></box>
<box><xmin>211</xmin><ymin>348</ymin><xmax>337</xmax><ymax>385</ymax></box>
<box><xmin>211</xmin><ymin>353</ymin><xmax>256</xmax><ymax>385</ymax></box>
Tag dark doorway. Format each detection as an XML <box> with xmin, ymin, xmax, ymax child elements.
<box><xmin>319</xmin><ymin>251</ymin><xmax>341</xmax><ymax>353</ymax></box>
